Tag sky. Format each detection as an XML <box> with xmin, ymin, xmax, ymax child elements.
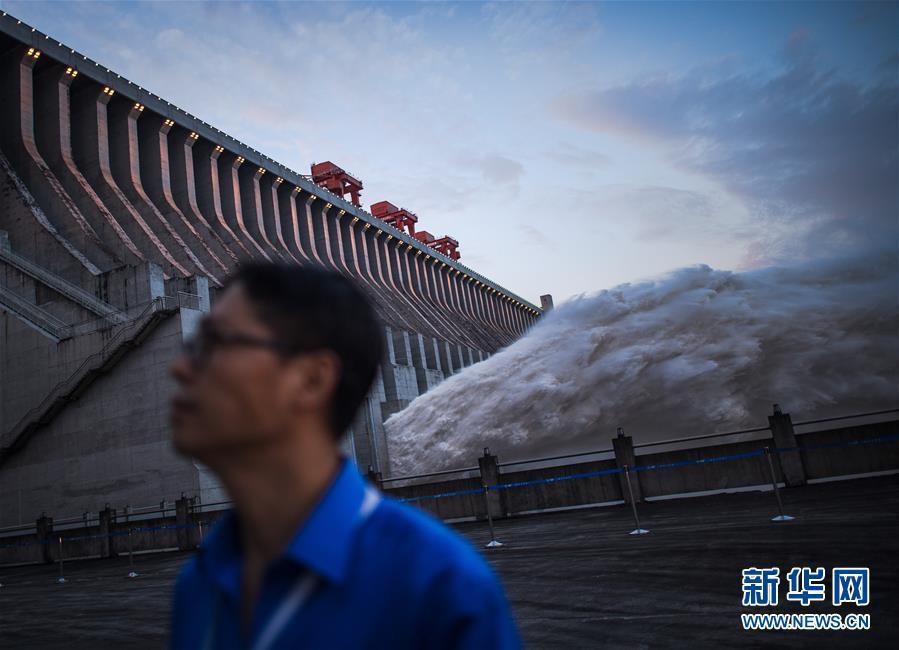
<box><xmin>3</xmin><ymin>0</ymin><xmax>896</xmax><ymax>305</ymax></box>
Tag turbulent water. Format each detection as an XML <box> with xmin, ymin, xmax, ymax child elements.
<box><xmin>385</xmin><ymin>251</ymin><xmax>899</xmax><ymax>475</ymax></box>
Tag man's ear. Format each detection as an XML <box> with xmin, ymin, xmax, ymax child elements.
<box><xmin>288</xmin><ymin>350</ymin><xmax>341</xmax><ymax>414</ymax></box>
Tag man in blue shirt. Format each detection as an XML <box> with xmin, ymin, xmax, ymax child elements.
<box><xmin>169</xmin><ymin>263</ymin><xmax>521</xmax><ymax>649</ymax></box>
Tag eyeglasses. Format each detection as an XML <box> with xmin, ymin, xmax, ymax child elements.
<box><xmin>182</xmin><ymin>324</ymin><xmax>297</xmax><ymax>368</ymax></box>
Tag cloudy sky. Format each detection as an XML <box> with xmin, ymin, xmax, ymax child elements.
<box><xmin>4</xmin><ymin>1</ymin><xmax>896</xmax><ymax>304</ymax></box>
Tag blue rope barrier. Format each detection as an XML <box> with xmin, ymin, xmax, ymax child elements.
<box><xmin>490</xmin><ymin>466</ymin><xmax>624</xmax><ymax>491</ymax></box>
<box><xmin>631</xmin><ymin>449</ymin><xmax>765</xmax><ymax>474</ymax></box>
<box><xmin>0</xmin><ymin>522</ymin><xmax>199</xmax><ymax>548</ymax></box>
<box><xmin>398</xmin><ymin>487</ymin><xmax>484</xmax><ymax>504</ymax></box>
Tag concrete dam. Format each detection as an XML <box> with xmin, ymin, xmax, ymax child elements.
<box><xmin>0</xmin><ymin>12</ymin><xmax>541</xmax><ymax>527</ymax></box>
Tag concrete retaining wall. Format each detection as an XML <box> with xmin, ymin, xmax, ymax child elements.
<box><xmin>1</xmin><ymin>414</ymin><xmax>896</xmax><ymax>565</ymax></box>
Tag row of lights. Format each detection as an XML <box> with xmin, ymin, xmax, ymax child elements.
<box><xmin>9</xmin><ymin>43</ymin><xmax>539</xmax><ymax>315</ymax></box>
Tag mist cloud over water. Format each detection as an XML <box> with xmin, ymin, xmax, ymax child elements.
<box><xmin>385</xmin><ymin>251</ymin><xmax>899</xmax><ymax>475</ymax></box>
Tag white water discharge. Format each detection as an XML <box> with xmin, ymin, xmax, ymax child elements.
<box><xmin>385</xmin><ymin>251</ymin><xmax>899</xmax><ymax>475</ymax></box>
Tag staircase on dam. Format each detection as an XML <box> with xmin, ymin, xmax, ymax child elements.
<box><xmin>0</xmin><ymin>295</ymin><xmax>178</xmax><ymax>462</ymax></box>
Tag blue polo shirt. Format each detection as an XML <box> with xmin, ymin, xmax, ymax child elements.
<box><xmin>170</xmin><ymin>460</ymin><xmax>521</xmax><ymax>649</ymax></box>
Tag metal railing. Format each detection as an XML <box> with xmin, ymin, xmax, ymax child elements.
<box><xmin>793</xmin><ymin>408</ymin><xmax>899</xmax><ymax>427</ymax></box>
<box><xmin>381</xmin><ymin>465</ymin><xmax>480</xmax><ymax>484</ymax></box>
<box><xmin>0</xmin><ymin>244</ymin><xmax>126</xmax><ymax>323</ymax></box>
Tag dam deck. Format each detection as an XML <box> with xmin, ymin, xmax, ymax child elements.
<box><xmin>0</xmin><ymin>474</ymin><xmax>896</xmax><ymax>648</ymax></box>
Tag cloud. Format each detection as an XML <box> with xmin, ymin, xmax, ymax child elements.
<box><xmin>551</xmin><ymin>36</ymin><xmax>899</xmax><ymax>268</ymax></box>
<box><xmin>474</xmin><ymin>154</ymin><xmax>524</xmax><ymax>186</ymax></box>
<box><xmin>545</xmin><ymin>142</ymin><xmax>610</xmax><ymax>169</ymax></box>
<box><xmin>595</xmin><ymin>185</ymin><xmax>731</xmax><ymax>243</ymax></box>
<box><xmin>517</xmin><ymin>224</ymin><xmax>555</xmax><ymax>250</ymax></box>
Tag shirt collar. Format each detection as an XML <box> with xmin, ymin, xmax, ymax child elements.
<box><xmin>283</xmin><ymin>458</ymin><xmax>368</xmax><ymax>584</ymax></box>
<box><xmin>198</xmin><ymin>459</ymin><xmax>367</xmax><ymax>594</ymax></box>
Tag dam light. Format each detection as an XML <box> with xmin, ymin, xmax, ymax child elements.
<box><xmin>258</xmin><ymin>167</ymin><xmax>266</xmax><ymax>175</ymax></box>
<box><xmin>364</xmin><ymin>223</ymin><xmax>371</xmax><ymax>230</ymax></box>
<box><xmin>236</xmin><ymin>156</ymin><xmax>245</xmax><ymax>163</ymax></box>
<box><xmin>164</xmin><ymin>119</ymin><xmax>174</xmax><ymax>127</ymax></box>
<box><xmin>102</xmin><ymin>86</ymin><xmax>114</xmax><ymax>96</ymax></box>
<box><xmin>275</xmin><ymin>176</ymin><xmax>283</xmax><ymax>184</ymax></box>
<box><xmin>386</xmin><ymin>234</ymin><xmax>393</xmax><ymax>241</ymax></box>
<box><xmin>325</xmin><ymin>203</ymin><xmax>333</xmax><ymax>209</ymax></box>
<box><xmin>133</xmin><ymin>102</ymin><xmax>145</xmax><ymax>112</ymax></box>
<box><xmin>189</xmin><ymin>132</ymin><xmax>199</xmax><ymax>140</ymax></box>
<box><xmin>352</xmin><ymin>216</ymin><xmax>359</xmax><ymax>224</ymax></box>
<box><xmin>338</xmin><ymin>209</ymin><xmax>346</xmax><ymax>216</ymax></box>
<box><xmin>214</xmin><ymin>145</ymin><xmax>224</xmax><ymax>153</ymax></box>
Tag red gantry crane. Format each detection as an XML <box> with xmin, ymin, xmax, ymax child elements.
<box><xmin>311</xmin><ymin>160</ymin><xmax>461</xmax><ymax>259</ymax></box>
<box><xmin>370</xmin><ymin>201</ymin><xmax>418</xmax><ymax>236</ymax></box>
<box><xmin>310</xmin><ymin>161</ymin><xmax>364</xmax><ymax>207</ymax></box>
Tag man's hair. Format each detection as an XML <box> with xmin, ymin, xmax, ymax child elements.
<box><xmin>224</xmin><ymin>263</ymin><xmax>383</xmax><ymax>438</ymax></box>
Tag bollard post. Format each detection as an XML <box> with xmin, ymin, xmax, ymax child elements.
<box><xmin>127</xmin><ymin>527</ymin><xmax>139</xmax><ymax>578</ymax></box>
<box><xmin>478</xmin><ymin>448</ymin><xmax>506</xmax><ymax>519</ymax></box>
<box><xmin>764</xmin><ymin>447</ymin><xmax>795</xmax><ymax>522</ymax></box>
<box><xmin>175</xmin><ymin>496</ymin><xmax>195</xmax><ymax>550</ymax></box>
<box><xmin>57</xmin><ymin>537</ymin><xmax>66</xmax><ymax>584</ymax></box>
<box><xmin>768</xmin><ymin>404</ymin><xmax>806</xmax><ymax>487</ymax></box>
<box><xmin>98</xmin><ymin>505</ymin><xmax>116</xmax><ymax>559</ymax></box>
<box><xmin>125</xmin><ymin>506</ymin><xmax>139</xmax><ymax>578</ymax></box>
<box><xmin>613</xmin><ymin>428</ymin><xmax>643</xmax><ymax>504</ymax></box>
<box><xmin>36</xmin><ymin>513</ymin><xmax>53</xmax><ymax>564</ymax></box>
<box><xmin>624</xmin><ymin>465</ymin><xmax>650</xmax><ymax>535</ymax></box>
<box><xmin>482</xmin><ymin>480</ymin><xmax>503</xmax><ymax>548</ymax></box>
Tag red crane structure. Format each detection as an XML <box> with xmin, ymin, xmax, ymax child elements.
<box><xmin>310</xmin><ymin>161</ymin><xmax>363</xmax><ymax>207</ymax></box>
<box><xmin>412</xmin><ymin>231</ymin><xmax>461</xmax><ymax>260</ymax></box>
<box><xmin>431</xmin><ymin>235</ymin><xmax>460</xmax><ymax>260</ymax></box>
<box><xmin>370</xmin><ymin>200</ymin><xmax>418</xmax><ymax>236</ymax></box>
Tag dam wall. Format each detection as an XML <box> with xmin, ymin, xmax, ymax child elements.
<box><xmin>0</xmin><ymin>11</ymin><xmax>540</xmax><ymax>526</ymax></box>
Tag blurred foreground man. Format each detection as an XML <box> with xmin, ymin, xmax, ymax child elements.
<box><xmin>169</xmin><ymin>263</ymin><xmax>520</xmax><ymax>650</ymax></box>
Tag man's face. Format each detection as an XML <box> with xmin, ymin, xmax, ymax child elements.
<box><xmin>169</xmin><ymin>284</ymin><xmax>297</xmax><ymax>459</ymax></box>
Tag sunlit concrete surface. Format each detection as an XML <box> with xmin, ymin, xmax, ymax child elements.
<box><xmin>0</xmin><ymin>475</ymin><xmax>896</xmax><ymax>648</ymax></box>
